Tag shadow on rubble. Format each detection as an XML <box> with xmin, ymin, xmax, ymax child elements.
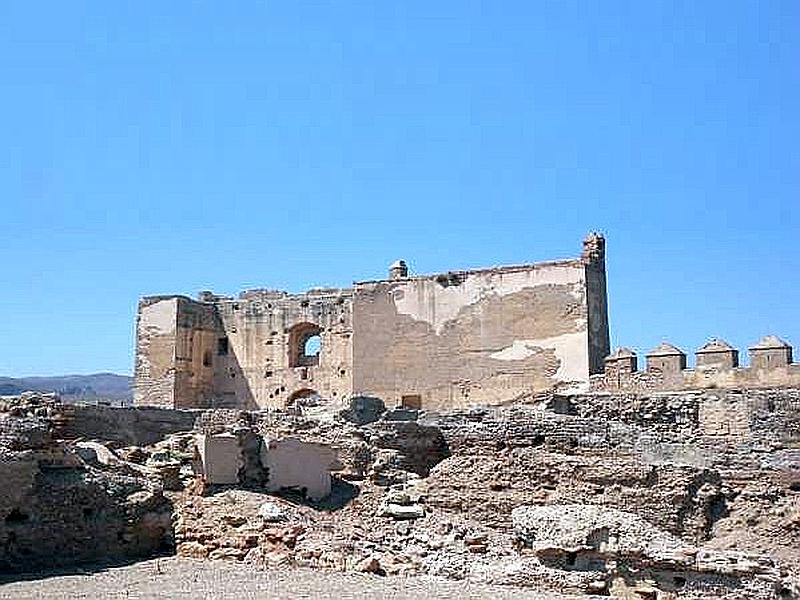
<box><xmin>275</xmin><ymin>476</ymin><xmax>360</xmax><ymax>512</ymax></box>
<box><xmin>0</xmin><ymin>491</ymin><xmax>177</xmax><ymax>584</ymax></box>
<box><xmin>0</xmin><ymin>551</ymin><xmax>176</xmax><ymax>585</ymax></box>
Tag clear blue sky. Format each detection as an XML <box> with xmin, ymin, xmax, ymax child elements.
<box><xmin>1</xmin><ymin>2</ymin><xmax>797</xmax><ymax>377</ymax></box>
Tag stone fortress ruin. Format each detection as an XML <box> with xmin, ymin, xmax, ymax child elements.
<box><xmin>134</xmin><ymin>233</ymin><xmax>610</xmax><ymax>411</ymax></box>
<box><xmin>4</xmin><ymin>233</ymin><xmax>800</xmax><ymax>599</ymax></box>
<box><xmin>134</xmin><ymin>233</ymin><xmax>800</xmax><ymax>411</ymax></box>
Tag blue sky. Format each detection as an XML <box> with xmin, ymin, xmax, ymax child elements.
<box><xmin>1</xmin><ymin>2</ymin><xmax>797</xmax><ymax>377</ymax></box>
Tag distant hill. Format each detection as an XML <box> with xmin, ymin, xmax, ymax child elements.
<box><xmin>0</xmin><ymin>373</ymin><xmax>133</xmax><ymax>405</ymax></box>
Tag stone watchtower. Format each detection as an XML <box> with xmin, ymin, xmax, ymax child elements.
<box><xmin>388</xmin><ymin>260</ymin><xmax>409</xmax><ymax>280</ymax></box>
<box><xmin>749</xmin><ymin>335</ymin><xmax>793</xmax><ymax>369</ymax></box>
<box><xmin>696</xmin><ymin>339</ymin><xmax>739</xmax><ymax>369</ymax></box>
<box><xmin>646</xmin><ymin>342</ymin><xmax>687</xmax><ymax>375</ymax></box>
<box><xmin>601</xmin><ymin>347</ymin><xmax>637</xmax><ymax>390</ymax></box>
<box><xmin>604</xmin><ymin>347</ymin><xmax>638</xmax><ymax>376</ymax></box>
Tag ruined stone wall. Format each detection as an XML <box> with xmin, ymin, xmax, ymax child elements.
<box><xmin>134</xmin><ymin>236</ymin><xmax>608</xmax><ymax>410</ymax></box>
<box><xmin>593</xmin><ymin>344</ymin><xmax>800</xmax><ymax>394</ymax></box>
<box><xmin>134</xmin><ymin>290</ymin><xmax>355</xmax><ymax>410</ymax></box>
<box><xmin>53</xmin><ymin>404</ymin><xmax>199</xmax><ymax>447</ymax></box>
<box><xmin>564</xmin><ymin>388</ymin><xmax>800</xmax><ymax>445</ymax></box>
<box><xmin>134</xmin><ymin>296</ymin><xmax>224</xmax><ymax>409</ymax></box>
<box><xmin>0</xmin><ymin>399</ymin><xmax>174</xmax><ymax>572</ymax></box>
<box><xmin>211</xmin><ymin>288</ymin><xmax>353</xmax><ymax>410</ymax></box>
<box><xmin>134</xmin><ymin>296</ymin><xmax>181</xmax><ymax>408</ymax></box>
<box><xmin>424</xmin><ymin>387</ymin><xmax>800</xmax><ymax>556</ymax></box>
<box><xmin>351</xmin><ymin>260</ymin><xmax>598</xmax><ymax>411</ymax></box>
<box><xmin>174</xmin><ymin>297</ymin><xmax>223</xmax><ymax>409</ymax></box>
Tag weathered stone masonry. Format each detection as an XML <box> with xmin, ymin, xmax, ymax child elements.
<box><xmin>135</xmin><ymin>234</ymin><xmax>610</xmax><ymax>410</ymax></box>
<box><xmin>593</xmin><ymin>336</ymin><xmax>800</xmax><ymax>393</ymax></box>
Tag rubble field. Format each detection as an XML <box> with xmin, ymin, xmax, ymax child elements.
<box><xmin>1</xmin><ymin>389</ymin><xmax>798</xmax><ymax>599</ymax></box>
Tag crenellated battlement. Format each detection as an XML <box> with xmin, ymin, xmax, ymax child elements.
<box><xmin>592</xmin><ymin>335</ymin><xmax>800</xmax><ymax>392</ymax></box>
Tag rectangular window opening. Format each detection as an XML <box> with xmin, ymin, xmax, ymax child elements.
<box><xmin>217</xmin><ymin>337</ymin><xmax>229</xmax><ymax>356</ymax></box>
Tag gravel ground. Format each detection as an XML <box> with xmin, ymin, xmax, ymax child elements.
<box><xmin>0</xmin><ymin>557</ymin><xmax>579</xmax><ymax>599</ymax></box>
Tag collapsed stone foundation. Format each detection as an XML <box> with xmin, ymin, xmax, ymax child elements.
<box><xmin>1</xmin><ymin>389</ymin><xmax>798</xmax><ymax>598</ymax></box>
<box><xmin>0</xmin><ymin>394</ymin><xmax>175</xmax><ymax>572</ymax></box>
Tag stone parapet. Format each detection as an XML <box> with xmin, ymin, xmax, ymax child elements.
<box><xmin>594</xmin><ymin>336</ymin><xmax>800</xmax><ymax>393</ymax></box>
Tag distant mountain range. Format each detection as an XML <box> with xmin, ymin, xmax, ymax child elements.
<box><xmin>0</xmin><ymin>373</ymin><xmax>133</xmax><ymax>404</ymax></box>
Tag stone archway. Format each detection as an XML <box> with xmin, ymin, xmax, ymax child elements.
<box><xmin>287</xmin><ymin>322</ymin><xmax>322</xmax><ymax>367</ymax></box>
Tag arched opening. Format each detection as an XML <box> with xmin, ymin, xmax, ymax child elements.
<box><xmin>304</xmin><ymin>334</ymin><xmax>321</xmax><ymax>357</ymax></box>
<box><xmin>287</xmin><ymin>388</ymin><xmax>320</xmax><ymax>408</ymax></box>
<box><xmin>288</xmin><ymin>322</ymin><xmax>322</xmax><ymax>367</ymax></box>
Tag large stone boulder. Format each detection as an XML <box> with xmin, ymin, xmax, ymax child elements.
<box><xmin>512</xmin><ymin>504</ymin><xmax>692</xmax><ymax>564</ymax></box>
<box><xmin>338</xmin><ymin>396</ymin><xmax>386</xmax><ymax>426</ymax></box>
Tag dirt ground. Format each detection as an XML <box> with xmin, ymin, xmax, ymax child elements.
<box><xmin>0</xmin><ymin>557</ymin><xmax>582</xmax><ymax>600</ymax></box>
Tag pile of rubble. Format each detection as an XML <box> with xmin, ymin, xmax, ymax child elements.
<box><xmin>1</xmin><ymin>390</ymin><xmax>799</xmax><ymax>599</ymax></box>
<box><xmin>510</xmin><ymin>504</ymin><xmax>787</xmax><ymax>598</ymax></box>
<box><xmin>0</xmin><ymin>393</ymin><xmax>174</xmax><ymax>571</ymax></box>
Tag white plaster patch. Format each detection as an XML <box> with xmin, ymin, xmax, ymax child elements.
<box><xmin>392</xmin><ymin>265</ymin><xmax>585</xmax><ymax>335</ymax></box>
<box><xmin>197</xmin><ymin>432</ymin><xmax>241</xmax><ymax>485</ymax></box>
<box><xmin>262</xmin><ymin>437</ymin><xmax>339</xmax><ymax>501</ymax></box>
<box><xmin>490</xmin><ymin>340</ymin><xmax>541</xmax><ymax>361</ymax></box>
<box><xmin>140</xmin><ymin>299</ymin><xmax>177</xmax><ymax>335</ymax></box>
<box><xmin>538</xmin><ymin>330</ymin><xmax>589</xmax><ymax>382</ymax></box>
<box><xmin>490</xmin><ymin>330</ymin><xmax>589</xmax><ymax>383</ymax></box>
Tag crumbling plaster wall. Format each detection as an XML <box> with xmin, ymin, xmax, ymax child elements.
<box><xmin>134</xmin><ymin>236</ymin><xmax>609</xmax><ymax>410</ymax></box>
<box><xmin>174</xmin><ymin>298</ymin><xmax>223</xmax><ymax>409</ymax></box>
<box><xmin>262</xmin><ymin>436</ymin><xmax>338</xmax><ymax>500</ymax></box>
<box><xmin>194</xmin><ymin>430</ymin><xmax>339</xmax><ymax>501</ymax></box>
<box><xmin>352</xmin><ymin>261</ymin><xmax>594</xmax><ymax>410</ymax></box>
<box><xmin>134</xmin><ymin>297</ymin><xmax>180</xmax><ymax>408</ymax></box>
<box><xmin>211</xmin><ymin>289</ymin><xmax>353</xmax><ymax>410</ymax></box>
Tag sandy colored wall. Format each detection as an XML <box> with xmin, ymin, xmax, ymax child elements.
<box><xmin>172</xmin><ymin>298</ymin><xmax>223</xmax><ymax>409</ymax></box>
<box><xmin>134</xmin><ymin>297</ymin><xmax>179</xmax><ymax>408</ymax></box>
<box><xmin>352</xmin><ymin>261</ymin><xmax>593</xmax><ymax>411</ymax></box>
<box><xmin>262</xmin><ymin>437</ymin><xmax>336</xmax><ymax>500</ymax></box>
<box><xmin>134</xmin><ymin>236</ymin><xmax>609</xmax><ymax>410</ymax></box>
<box><xmin>592</xmin><ymin>363</ymin><xmax>800</xmax><ymax>394</ymax></box>
<box><xmin>211</xmin><ymin>289</ymin><xmax>354</xmax><ymax>410</ymax></box>
<box><xmin>197</xmin><ymin>433</ymin><xmax>241</xmax><ymax>484</ymax></box>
